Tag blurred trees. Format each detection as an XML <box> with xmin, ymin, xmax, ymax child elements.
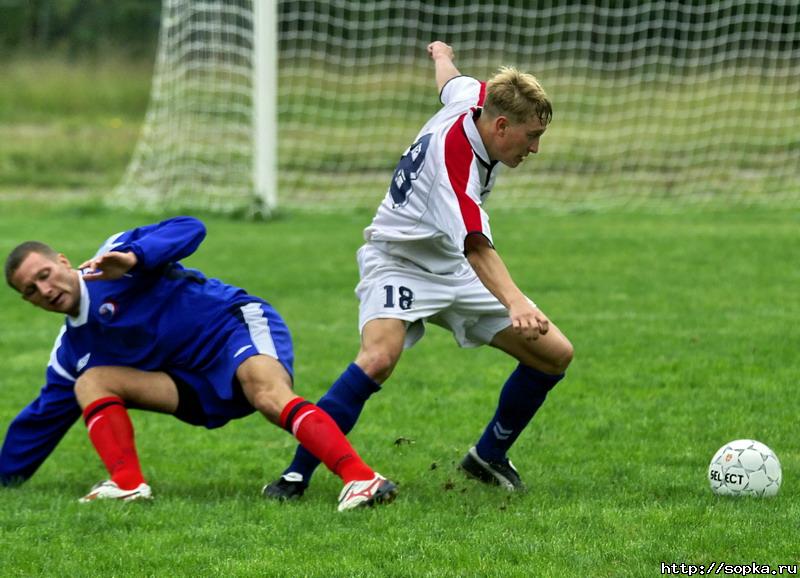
<box><xmin>2</xmin><ymin>1</ymin><xmax>797</xmax><ymax>61</ymax></box>
<box><xmin>0</xmin><ymin>0</ymin><xmax>161</xmax><ymax>58</ymax></box>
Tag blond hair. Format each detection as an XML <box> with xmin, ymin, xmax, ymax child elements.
<box><xmin>484</xmin><ymin>66</ymin><xmax>552</xmax><ymax>126</ymax></box>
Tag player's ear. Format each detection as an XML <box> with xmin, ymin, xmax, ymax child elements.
<box><xmin>56</xmin><ymin>253</ymin><xmax>72</xmax><ymax>269</ymax></box>
<box><xmin>495</xmin><ymin>115</ymin><xmax>510</xmax><ymax>136</ymax></box>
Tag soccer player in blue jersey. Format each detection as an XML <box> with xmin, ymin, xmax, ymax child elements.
<box><xmin>1</xmin><ymin>216</ymin><xmax>396</xmax><ymax>511</ymax></box>
<box><xmin>265</xmin><ymin>41</ymin><xmax>573</xmax><ymax>500</ymax></box>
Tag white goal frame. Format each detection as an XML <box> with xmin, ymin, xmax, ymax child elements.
<box><xmin>252</xmin><ymin>0</ymin><xmax>277</xmax><ymax>212</ymax></box>
<box><xmin>114</xmin><ymin>1</ymin><xmax>800</xmax><ymax>214</ymax></box>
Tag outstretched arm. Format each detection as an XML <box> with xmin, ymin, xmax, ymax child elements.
<box><xmin>428</xmin><ymin>41</ymin><xmax>461</xmax><ymax>94</ymax></box>
<box><xmin>80</xmin><ymin>216</ymin><xmax>206</xmax><ymax>280</ymax></box>
<box><xmin>464</xmin><ymin>234</ymin><xmax>550</xmax><ymax>341</ymax></box>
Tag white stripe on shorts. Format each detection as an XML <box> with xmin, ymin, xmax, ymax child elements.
<box><xmin>240</xmin><ymin>303</ymin><xmax>278</xmax><ymax>359</ymax></box>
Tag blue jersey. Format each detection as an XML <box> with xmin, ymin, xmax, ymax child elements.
<box><xmin>0</xmin><ymin>217</ymin><xmax>287</xmax><ymax>486</ymax></box>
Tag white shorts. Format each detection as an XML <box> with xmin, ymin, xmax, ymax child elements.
<box><xmin>355</xmin><ymin>243</ymin><xmax>535</xmax><ymax>349</ymax></box>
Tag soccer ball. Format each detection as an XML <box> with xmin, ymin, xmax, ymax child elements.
<box><xmin>708</xmin><ymin>439</ymin><xmax>782</xmax><ymax>497</ymax></box>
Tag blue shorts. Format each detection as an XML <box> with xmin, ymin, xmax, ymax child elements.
<box><xmin>167</xmin><ymin>302</ymin><xmax>294</xmax><ymax>429</ymax></box>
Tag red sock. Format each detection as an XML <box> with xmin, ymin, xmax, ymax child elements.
<box><xmin>83</xmin><ymin>396</ymin><xmax>145</xmax><ymax>490</ymax></box>
<box><xmin>280</xmin><ymin>397</ymin><xmax>374</xmax><ymax>483</ymax></box>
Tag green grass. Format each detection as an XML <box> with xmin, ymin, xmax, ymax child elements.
<box><xmin>0</xmin><ymin>57</ymin><xmax>151</xmax><ymax>191</ymax></box>
<box><xmin>1</xmin><ymin>52</ymin><xmax>798</xmax><ymax>575</ymax></box>
<box><xmin>0</xmin><ymin>200</ymin><xmax>798</xmax><ymax>577</ymax></box>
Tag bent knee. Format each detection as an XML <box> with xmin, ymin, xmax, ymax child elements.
<box><xmin>74</xmin><ymin>367</ymin><xmax>123</xmax><ymax>407</ymax></box>
<box><xmin>522</xmin><ymin>336</ymin><xmax>574</xmax><ymax>376</ymax></box>
<box><xmin>76</xmin><ymin>366</ymin><xmax>112</xmax><ymax>387</ymax></box>
<box><xmin>75</xmin><ymin>366</ymin><xmax>123</xmax><ymax>392</ymax></box>
<box><xmin>73</xmin><ymin>376</ymin><xmax>92</xmax><ymax>402</ymax></box>
<box><xmin>553</xmin><ymin>339</ymin><xmax>574</xmax><ymax>374</ymax></box>
<box><xmin>355</xmin><ymin>349</ymin><xmax>400</xmax><ymax>383</ymax></box>
<box><xmin>247</xmin><ymin>381</ymin><xmax>295</xmax><ymax>421</ymax></box>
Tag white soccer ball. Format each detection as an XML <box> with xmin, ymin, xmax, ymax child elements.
<box><xmin>708</xmin><ymin>439</ymin><xmax>782</xmax><ymax>497</ymax></box>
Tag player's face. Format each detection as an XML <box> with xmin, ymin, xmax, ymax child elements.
<box><xmin>494</xmin><ymin>115</ymin><xmax>547</xmax><ymax>168</ymax></box>
<box><xmin>10</xmin><ymin>251</ymin><xmax>81</xmax><ymax>316</ymax></box>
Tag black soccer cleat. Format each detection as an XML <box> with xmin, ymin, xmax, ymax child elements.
<box><xmin>262</xmin><ymin>473</ymin><xmax>307</xmax><ymax>501</ymax></box>
<box><xmin>459</xmin><ymin>446</ymin><xmax>526</xmax><ymax>492</ymax></box>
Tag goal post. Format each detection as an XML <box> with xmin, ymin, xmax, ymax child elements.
<box><xmin>112</xmin><ymin>0</ymin><xmax>278</xmax><ymax>216</ymax></box>
<box><xmin>113</xmin><ymin>1</ymin><xmax>800</xmax><ymax>214</ymax></box>
<box><xmin>253</xmin><ymin>0</ymin><xmax>277</xmax><ymax>212</ymax></box>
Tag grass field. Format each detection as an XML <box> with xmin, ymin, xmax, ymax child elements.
<box><xmin>0</xmin><ymin>57</ymin><xmax>151</xmax><ymax>192</ymax></box>
<box><xmin>1</xmin><ymin>53</ymin><xmax>798</xmax><ymax>577</ymax></box>
<box><xmin>0</xmin><ymin>199</ymin><xmax>798</xmax><ymax>577</ymax></box>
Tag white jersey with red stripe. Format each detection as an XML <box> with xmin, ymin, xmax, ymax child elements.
<box><xmin>363</xmin><ymin>75</ymin><xmax>500</xmax><ymax>276</ymax></box>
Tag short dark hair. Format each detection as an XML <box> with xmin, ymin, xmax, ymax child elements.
<box><xmin>5</xmin><ymin>241</ymin><xmax>58</xmax><ymax>290</ymax></box>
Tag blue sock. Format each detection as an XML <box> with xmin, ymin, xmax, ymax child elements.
<box><xmin>475</xmin><ymin>364</ymin><xmax>564</xmax><ymax>463</ymax></box>
<box><xmin>282</xmin><ymin>363</ymin><xmax>380</xmax><ymax>484</ymax></box>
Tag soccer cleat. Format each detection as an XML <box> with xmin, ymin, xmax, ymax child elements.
<box><xmin>78</xmin><ymin>480</ymin><xmax>153</xmax><ymax>503</ymax></box>
<box><xmin>337</xmin><ymin>473</ymin><xmax>398</xmax><ymax>512</ymax></box>
<box><xmin>460</xmin><ymin>446</ymin><xmax>526</xmax><ymax>492</ymax></box>
<box><xmin>262</xmin><ymin>472</ymin><xmax>307</xmax><ymax>501</ymax></box>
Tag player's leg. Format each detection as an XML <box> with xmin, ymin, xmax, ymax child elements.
<box><xmin>354</xmin><ymin>317</ymin><xmax>408</xmax><ymax>383</ymax></box>
<box><xmin>75</xmin><ymin>365</ymin><xmax>179</xmax><ymax>412</ymax></box>
<box><xmin>489</xmin><ymin>317</ymin><xmax>574</xmax><ymax>377</ymax></box>
<box><xmin>441</xmin><ymin>274</ymin><xmax>573</xmax><ymax>490</ymax></box>
<box><xmin>265</xmin><ymin>318</ymin><xmax>407</xmax><ymax>499</ymax></box>
<box><xmin>236</xmin><ymin>354</ymin><xmax>397</xmax><ymax>510</ymax></box>
<box><xmin>462</xmin><ymin>316</ymin><xmax>573</xmax><ymax>491</ymax></box>
<box><xmin>74</xmin><ymin>366</ymin><xmax>179</xmax><ymax>502</ymax></box>
<box><xmin>267</xmin><ymin>319</ymin><xmax>404</xmax><ymax>496</ymax></box>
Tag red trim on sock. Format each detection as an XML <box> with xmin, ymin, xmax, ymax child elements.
<box><xmin>279</xmin><ymin>397</ymin><xmax>306</xmax><ymax>430</ymax></box>
<box><xmin>83</xmin><ymin>396</ymin><xmax>124</xmax><ymax>423</ymax></box>
<box><xmin>82</xmin><ymin>396</ymin><xmax>145</xmax><ymax>490</ymax></box>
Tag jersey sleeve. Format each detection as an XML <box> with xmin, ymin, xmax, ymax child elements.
<box><xmin>440</xmin><ymin>76</ymin><xmax>485</xmax><ymax>107</ymax></box>
<box><xmin>1</xmin><ymin>325</ymin><xmax>84</xmax><ymax>486</ymax></box>
<box><xmin>96</xmin><ymin>216</ymin><xmax>207</xmax><ymax>271</ymax></box>
<box><xmin>0</xmin><ymin>377</ymin><xmax>81</xmax><ymax>487</ymax></box>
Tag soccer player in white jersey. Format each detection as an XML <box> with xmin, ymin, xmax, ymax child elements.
<box><xmin>0</xmin><ymin>216</ymin><xmax>397</xmax><ymax>511</ymax></box>
<box><xmin>266</xmin><ymin>41</ymin><xmax>573</xmax><ymax>499</ymax></box>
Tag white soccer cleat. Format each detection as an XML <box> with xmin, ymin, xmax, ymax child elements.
<box><xmin>78</xmin><ymin>480</ymin><xmax>153</xmax><ymax>503</ymax></box>
<box><xmin>337</xmin><ymin>473</ymin><xmax>397</xmax><ymax>512</ymax></box>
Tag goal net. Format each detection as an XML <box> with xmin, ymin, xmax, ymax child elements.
<box><xmin>113</xmin><ymin>0</ymin><xmax>800</xmax><ymax>213</ymax></box>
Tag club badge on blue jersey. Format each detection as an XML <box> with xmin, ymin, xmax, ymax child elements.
<box><xmin>98</xmin><ymin>301</ymin><xmax>118</xmax><ymax>319</ymax></box>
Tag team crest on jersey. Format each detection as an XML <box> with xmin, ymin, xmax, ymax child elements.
<box><xmin>98</xmin><ymin>301</ymin><xmax>118</xmax><ymax>319</ymax></box>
